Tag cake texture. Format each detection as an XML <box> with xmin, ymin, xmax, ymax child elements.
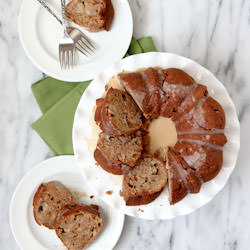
<box><xmin>95</xmin><ymin>88</ymin><xmax>142</xmax><ymax>136</ymax></box>
<box><xmin>94</xmin><ymin>67</ymin><xmax>227</xmax><ymax>205</ymax></box>
<box><xmin>66</xmin><ymin>0</ymin><xmax>114</xmax><ymax>32</ymax></box>
<box><xmin>55</xmin><ymin>204</ymin><xmax>103</xmax><ymax>250</ymax></box>
<box><xmin>94</xmin><ymin>131</ymin><xmax>143</xmax><ymax>175</ymax></box>
<box><xmin>33</xmin><ymin>181</ymin><xmax>76</xmax><ymax>229</ymax></box>
<box><xmin>121</xmin><ymin>156</ymin><xmax>168</xmax><ymax>206</ymax></box>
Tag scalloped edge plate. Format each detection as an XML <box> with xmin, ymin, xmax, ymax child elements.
<box><xmin>73</xmin><ymin>52</ymin><xmax>240</xmax><ymax>219</ymax></box>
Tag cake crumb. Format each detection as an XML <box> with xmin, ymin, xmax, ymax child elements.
<box><xmin>73</xmin><ymin>191</ymin><xmax>88</xmax><ymax>199</ymax></box>
<box><xmin>138</xmin><ymin>208</ymin><xmax>144</xmax><ymax>212</ymax></box>
<box><xmin>90</xmin><ymin>195</ymin><xmax>94</xmax><ymax>199</ymax></box>
<box><xmin>106</xmin><ymin>190</ymin><xmax>113</xmax><ymax>195</ymax></box>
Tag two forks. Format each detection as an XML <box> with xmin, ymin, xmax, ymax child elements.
<box><xmin>36</xmin><ymin>0</ymin><xmax>95</xmax><ymax>69</ymax></box>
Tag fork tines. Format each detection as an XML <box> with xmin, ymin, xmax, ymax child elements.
<box><xmin>59</xmin><ymin>43</ymin><xmax>76</xmax><ymax>69</ymax></box>
<box><xmin>76</xmin><ymin>37</ymin><xmax>96</xmax><ymax>56</ymax></box>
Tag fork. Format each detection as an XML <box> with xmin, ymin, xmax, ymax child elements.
<box><xmin>59</xmin><ymin>0</ymin><xmax>76</xmax><ymax>69</ymax></box>
<box><xmin>36</xmin><ymin>0</ymin><xmax>95</xmax><ymax>57</ymax></box>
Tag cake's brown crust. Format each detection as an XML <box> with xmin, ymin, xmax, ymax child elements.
<box><xmin>123</xmin><ymin>190</ymin><xmax>163</xmax><ymax>206</ymax></box>
<box><xmin>167</xmin><ymin>152</ymin><xmax>188</xmax><ymax>205</ymax></box>
<box><xmin>119</xmin><ymin>67</ymin><xmax>196</xmax><ymax>119</ymax></box>
<box><xmin>160</xmin><ymin>69</ymin><xmax>195</xmax><ymax>118</ymax></box>
<box><xmin>95</xmin><ymin>98</ymin><xmax>119</xmax><ymax>135</ymax></box>
<box><xmin>118</xmin><ymin>68</ymin><xmax>164</xmax><ymax>118</ymax></box>
<box><xmin>94</xmin><ymin>147</ymin><xmax>124</xmax><ymax>175</ymax></box>
<box><xmin>174</xmin><ymin>141</ymin><xmax>223</xmax><ymax>182</ymax></box>
<box><xmin>54</xmin><ymin>204</ymin><xmax>100</xmax><ymax>228</ymax></box>
<box><xmin>163</xmin><ymin>68</ymin><xmax>194</xmax><ymax>86</ymax></box>
<box><xmin>176</xmin><ymin>98</ymin><xmax>226</xmax><ymax>133</ymax></box>
<box><xmin>177</xmin><ymin>133</ymin><xmax>227</xmax><ymax>146</ymax></box>
<box><xmin>167</xmin><ymin>148</ymin><xmax>202</xmax><ymax>205</ymax></box>
<box><xmin>33</xmin><ymin>183</ymin><xmax>47</xmax><ymax>226</ymax></box>
<box><xmin>104</xmin><ymin>0</ymin><xmax>114</xmax><ymax>31</ymax></box>
<box><xmin>172</xmin><ymin>84</ymin><xmax>208</xmax><ymax>121</ymax></box>
<box><xmin>168</xmin><ymin>149</ymin><xmax>201</xmax><ymax>193</ymax></box>
<box><xmin>168</xmin><ymin>175</ymin><xmax>187</xmax><ymax>205</ymax></box>
<box><xmin>55</xmin><ymin>204</ymin><xmax>102</xmax><ymax>250</ymax></box>
<box><xmin>194</xmin><ymin>97</ymin><xmax>226</xmax><ymax>130</ymax></box>
<box><xmin>143</xmin><ymin>68</ymin><xmax>163</xmax><ymax>117</ymax></box>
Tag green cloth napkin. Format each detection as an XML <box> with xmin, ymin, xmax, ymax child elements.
<box><xmin>32</xmin><ymin>36</ymin><xmax>157</xmax><ymax>155</ymax></box>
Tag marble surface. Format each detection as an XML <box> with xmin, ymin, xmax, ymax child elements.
<box><xmin>1</xmin><ymin>0</ymin><xmax>250</xmax><ymax>249</ymax></box>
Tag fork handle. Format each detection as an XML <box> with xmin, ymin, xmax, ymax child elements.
<box><xmin>60</xmin><ymin>0</ymin><xmax>68</xmax><ymax>36</ymax></box>
<box><xmin>36</xmin><ymin>0</ymin><xmax>63</xmax><ymax>25</ymax></box>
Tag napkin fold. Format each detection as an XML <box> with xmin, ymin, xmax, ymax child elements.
<box><xmin>32</xmin><ymin>37</ymin><xmax>157</xmax><ymax>155</ymax></box>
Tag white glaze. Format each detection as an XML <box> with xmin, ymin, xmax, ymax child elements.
<box><xmin>148</xmin><ymin>117</ymin><xmax>177</xmax><ymax>154</ymax></box>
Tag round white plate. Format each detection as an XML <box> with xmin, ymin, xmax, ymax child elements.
<box><xmin>72</xmin><ymin>52</ymin><xmax>240</xmax><ymax>220</ymax></box>
<box><xmin>9</xmin><ymin>156</ymin><xmax>124</xmax><ymax>250</ymax></box>
<box><xmin>18</xmin><ymin>0</ymin><xmax>133</xmax><ymax>82</ymax></box>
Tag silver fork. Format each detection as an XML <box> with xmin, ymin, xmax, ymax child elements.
<box><xmin>36</xmin><ymin>0</ymin><xmax>95</xmax><ymax>57</ymax></box>
<box><xmin>59</xmin><ymin>0</ymin><xmax>75</xmax><ymax>69</ymax></box>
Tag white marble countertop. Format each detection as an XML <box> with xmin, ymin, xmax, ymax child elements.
<box><xmin>1</xmin><ymin>0</ymin><xmax>250</xmax><ymax>249</ymax></box>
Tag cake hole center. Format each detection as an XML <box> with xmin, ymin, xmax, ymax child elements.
<box><xmin>148</xmin><ymin>117</ymin><xmax>177</xmax><ymax>155</ymax></box>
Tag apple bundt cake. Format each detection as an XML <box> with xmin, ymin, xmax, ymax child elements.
<box><xmin>93</xmin><ymin>67</ymin><xmax>227</xmax><ymax>205</ymax></box>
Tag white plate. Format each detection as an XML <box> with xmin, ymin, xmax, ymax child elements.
<box><xmin>9</xmin><ymin>156</ymin><xmax>124</xmax><ymax>250</ymax></box>
<box><xmin>18</xmin><ymin>0</ymin><xmax>133</xmax><ymax>82</ymax></box>
<box><xmin>72</xmin><ymin>52</ymin><xmax>240</xmax><ymax>220</ymax></box>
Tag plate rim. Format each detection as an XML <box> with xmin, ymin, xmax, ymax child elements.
<box><xmin>18</xmin><ymin>0</ymin><xmax>133</xmax><ymax>82</ymax></box>
<box><xmin>72</xmin><ymin>51</ymin><xmax>241</xmax><ymax>220</ymax></box>
<box><xmin>9</xmin><ymin>155</ymin><xmax>125</xmax><ymax>250</ymax></box>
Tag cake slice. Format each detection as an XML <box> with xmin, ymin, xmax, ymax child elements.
<box><xmin>174</xmin><ymin>140</ymin><xmax>223</xmax><ymax>182</ymax></box>
<box><xmin>172</xmin><ymin>84</ymin><xmax>208</xmax><ymax>121</ymax></box>
<box><xmin>33</xmin><ymin>181</ymin><xmax>76</xmax><ymax>229</ymax></box>
<box><xmin>167</xmin><ymin>151</ymin><xmax>188</xmax><ymax>205</ymax></box>
<box><xmin>160</xmin><ymin>68</ymin><xmax>195</xmax><ymax>118</ymax></box>
<box><xmin>176</xmin><ymin>97</ymin><xmax>226</xmax><ymax>132</ymax></box>
<box><xmin>55</xmin><ymin>204</ymin><xmax>103</xmax><ymax>250</ymax></box>
<box><xmin>97</xmin><ymin>132</ymin><xmax>142</xmax><ymax>164</ymax></box>
<box><xmin>168</xmin><ymin>149</ymin><xmax>201</xmax><ymax>194</ymax></box>
<box><xmin>95</xmin><ymin>88</ymin><xmax>142</xmax><ymax>135</ymax></box>
<box><xmin>121</xmin><ymin>156</ymin><xmax>168</xmax><ymax>205</ymax></box>
<box><xmin>193</xmin><ymin>97</ymin><xmax>226</xmax><ymax>129</ymax></box>
<box><xmin>118</xmin><ymin>67</ymin><xmax>165</xmax><ymax>119</ymax></box>
<box><xmin>94</xmin><ymin>132</ymin><xmax>143</xmax><ymax>175</ymax></box>
<box><xmin>66</xmin><ymin>0</ymin><xmax>114</xmax><ymax>32</ymax></box>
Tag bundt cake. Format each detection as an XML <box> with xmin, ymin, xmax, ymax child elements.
<box><xmin>66</xmin><ymin>0</ymin><xmax>114</xmax><ymax>32</ymax></box>
<box><xmin>93</xmin><ymin>67</ymin><xmax>227</xmax><ymax>205</ymax></box>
